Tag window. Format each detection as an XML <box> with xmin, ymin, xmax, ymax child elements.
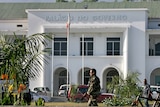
<box><xmin>80</xmin><ymin>37</ymin><xmax>93</xmax><ymax>56</ymax></box>
<box><xmin>54</xmin><ymin>38</ymin><xmax>67</xmax><ymax>56</ymax></box>
<box><xmin>106</xmin><ymin>37</ymin><xmax>120</xmax><ymax>55</ymax></box>
<box><xmin>149</xmin><ymin>35</ymin><xmax>160</xmax><ymax>56</ymax></box>
<box><xmin>78</xmin><ymin>87</ymin><xmax>88</xmax><ymax>94</ymax></box>
<box><xmin>84</xmin><ymin>70</ymin><xmax>90</xmax><ymax>85</ymax></box>
<box><xmin>155</xmin><ymin>43</ymin><xmax>160</xmax><ymax>56</ymax></box>
<box><xmin>106</xmin><ymin>68</ymin><xmax>119</xmax><ymax>85</ymax></box>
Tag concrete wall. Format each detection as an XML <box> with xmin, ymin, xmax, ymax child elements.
<box><xmin>26</xmin><ymin>9</ymin><xmax>148</xmax><ymax>94</ymax></box>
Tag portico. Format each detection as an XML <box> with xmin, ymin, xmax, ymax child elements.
<box><xmin>26</xmin><ymin>9</ymin><xmax>147</xmax><ymax>96</ymax></box>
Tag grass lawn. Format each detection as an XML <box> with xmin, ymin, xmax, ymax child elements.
<box><xmin>31</xmin><ymin>102</ymin><xmax>105</xmax><ymax>106</ymax></box>
<box><xmin>30</xmin><ymin>100</ymin><xmax>155</xmax><ymax>106</ymax></box>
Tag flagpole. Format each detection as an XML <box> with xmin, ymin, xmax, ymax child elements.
<box><xmin>51</xmin><ymin>34</ymin><xmax>54</xmax><ymax>97</ymax></box>
<box><xmin>66</xmin><ymin>13</ymin><xmax>70</xmax><ymax>91</ymax></box>
<box><xmin>82</xmin><ymin>34</ymin><xmax>84</xmax><ymax>85</ymax></box>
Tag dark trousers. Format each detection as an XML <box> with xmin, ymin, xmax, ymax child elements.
<box><xmin>144</xmin><ymin>99</ymin><xmax>149</xmax><ymax>107</ymax></box>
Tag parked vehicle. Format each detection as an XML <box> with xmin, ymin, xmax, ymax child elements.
<box><xmin>33</xmin><ymin>87</ymin><xmax>51</xmax><ymax>97</ymax></box>
<box><xmin>30</xmin><ymin>91</ymin><xmax>51</xmax><ymax>102</ymax></box>
<box><xmin>67</xmin><ymin>85</ymin><xmax>114</xmax><ymax>102</ymax></box>
<box><xmin>141</xmin><ymin>85</ymin><xmax>160</xmax><ymax>99</ymax></box>
<box><xmin>150</xmin><ymin>85</ymin><xmax>160</xmax><ymax>99</ymax></box>
<box><xmin>58</xmin><ymin>84</ymin><xmax>70</xmax><ymax>96</ymax></box>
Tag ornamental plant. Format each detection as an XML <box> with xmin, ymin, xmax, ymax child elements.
<box><xmin>103</xmin><ymin>71</ymin><xmax>142</xmax><ymax>106</ymax></box>
<box><xmin>0</xmin><ymin>33</ymin><xmax>52</xmax><ymax>105</ymax></box>
<box><xmin>35</xmin><ymin>98</ymin><xmax>45</xmax><ymax>106</ymax></box>
<box><xmin>68</xmin><ymin>85</ymin><xmax>78</xmax><ymax>102</ymax></box>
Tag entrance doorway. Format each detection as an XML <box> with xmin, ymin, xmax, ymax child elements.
<box><xmin>102</xmin><ymin>67</ymin><xmax>119</xmax><ymax>92</ymax></box>
<box><xmin>151</xmin><ymin>68</ymin><xmax>160</xmax><ymax>85</ymax></box>
<box><xmin>53</xmin><ymin>67</ymin><xmax>69</xmax><ymax>95</ymax></box>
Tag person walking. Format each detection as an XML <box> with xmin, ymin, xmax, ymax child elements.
<box><xmin>143</xmin><ymin>78</ymin><xmax>151</xmax><ymax>107</ymax></box>
<box><xmin>83</xmin><ymin>68</ymin><xmax>101</xmax><ymax>106</ymax></box>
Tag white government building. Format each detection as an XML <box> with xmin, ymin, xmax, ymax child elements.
<box><xmin>0</xmin><ymin>2</ymin><xmax>160</xmax><ymax>96</ymax></box>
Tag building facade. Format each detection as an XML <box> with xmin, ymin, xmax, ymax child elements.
<box><xmin>26</xmin><ymin>8</ymin><xmax>154</xmax><ymax>96</ymax></box>
<box><xmin>1</xmin><ymin>2</ymin><xmax>160</xmax><ymax>96</ymax></box>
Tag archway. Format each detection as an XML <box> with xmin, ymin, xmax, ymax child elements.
<box><xmin>102</xmin><ymin>67</ymin><xmax>119</xmax><ymax>92</ymax></box>
<box><xmin>78</xmin><ymin>67</ymin><xmax>90</xmax><ymax>85</ymax></box>
<box><xmin>53</xmin><ymin>67</ymin><xmax>69</xmax><ymax>95</ymax></box>
<box><xmin>150</xmin><ymin>68</ymin><xmax>160</xmax><ymax>85</ymax></box>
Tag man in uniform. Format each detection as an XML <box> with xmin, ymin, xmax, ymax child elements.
<box><xmin>83</xmin><ymin>68</ymin><xmax>101</xmax><ymax>106</ymax></box>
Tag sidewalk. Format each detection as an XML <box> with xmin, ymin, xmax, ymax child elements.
<box><xmin>51</xmin><ymin>96</ymin><xmax>68</xmax><ymax>102</ymax></box>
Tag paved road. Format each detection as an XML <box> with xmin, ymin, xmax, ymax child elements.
<box><xmin>51</xmin><ymin>96</ymin><xmax>68</xmax><ymax>102</ymax></box>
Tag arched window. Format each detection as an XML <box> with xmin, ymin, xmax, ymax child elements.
<box><xmin>84</xmin><ymin>70</ymin><xmax>90</xmax><ymax>85</ymax></box>
<box><xmin>106</xmin><ymin>69</ymin><xmax>119</xmax><ymax>83</ymax></box>
<box><xmin>59</xmin><ymin>70</ymin><xmax>68</xmax><ymax>86</ymax></box>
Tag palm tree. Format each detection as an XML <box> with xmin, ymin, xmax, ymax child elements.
<box><xmin>0</xmin><ymin>33</ymin><xmax>52</xmax><ymax>89</ymax></box>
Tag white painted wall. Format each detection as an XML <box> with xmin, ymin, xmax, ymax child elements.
<box><xmin>0</xmin><ymin>20</ymin><xmax>27</xmax><ymax>33</ymax></box>
<box><xmin>2</xmin><ymin>8</ymin><xmax>160</xmax><ymax>96</ymax></box>
<box><xmin>26</xmin><ymin>9</ymin><xmax>148</xmax><ymax>93</ymax></box>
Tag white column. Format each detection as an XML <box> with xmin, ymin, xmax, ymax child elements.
<box><xmin>51</xmin><ymin>34</ymin><xmax>54</xmax><ymax>97</ymax></box>
<box><xmin>82</xmin><ymin>34</ymin><xmax>84</xmax><ymax>84</ymax></box>
<box><xmin>123</xmin><ymin>28</ymin><xmax>129</xmax><ymax>80</ymax></box>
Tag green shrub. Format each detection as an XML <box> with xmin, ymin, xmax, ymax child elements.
<box><xmin>103</xmin><ymin>96</ymin><xmax>133</xmax><ymax>106</ymax></box>
<box><xmin>103</xmin><ymin>72</ymin><xmax>142</xmax><ymax>106</ymax></box>
<box><xmin>35</xmin><ymin>98</ymin><xmax>45</xmax><ymax>106</ymax></box>
<box><xmin>68</xmin><ymin>85</ymin><xmax>78</xmax><ymax>102</ymax></box>
<box><xmin>1</xmin><ymin>92</ymin><xmax>14</xmax><ymax>105</ymax></box>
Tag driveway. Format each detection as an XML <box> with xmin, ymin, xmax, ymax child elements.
<box><xmin>51</xmin><ymin>96</ymin><xmax>68</xmax><ymax>102</ymax></box>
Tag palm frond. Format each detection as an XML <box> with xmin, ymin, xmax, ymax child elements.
<box><xmin>0</xmin><ymin>33</ymin><xmax>52</xmax><ymax>83</ymax></box>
